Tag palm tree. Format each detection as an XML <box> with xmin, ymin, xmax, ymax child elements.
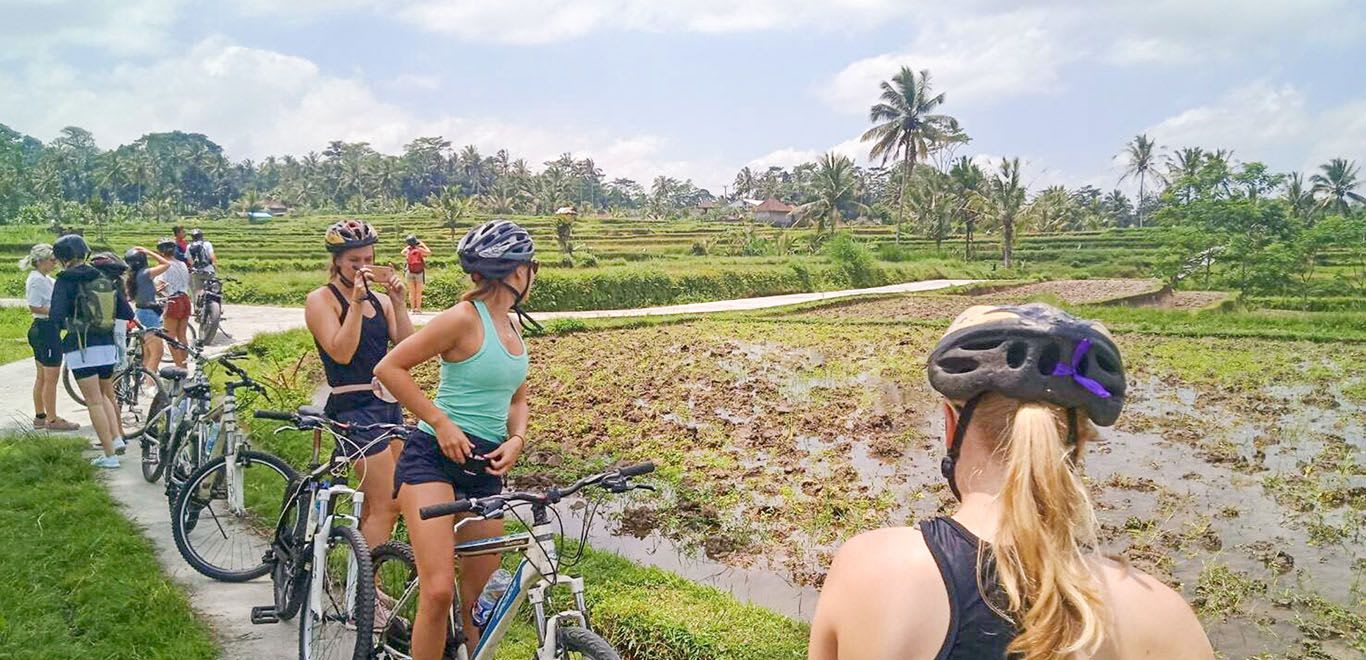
<box><xmin>991</xmin><ymin>158</ymin><xmax>1026</xmax><ymax>268</ymax></box>
<box><xmin>425</xmin><ymin>187</ymin><xmax>473</xmax><ymax>239</ymax></box>
<box><xmin>1119</xmin><ymin>134</ymin><xmax>1164</xmax><ymax>227</ymax></box>
<box><xmin>949</xmin><ymin>157</ymin><xmax>986</xmax><ymax>259</ymax></box>
<box><xmin>1284</xmin><ymin>172</ymin><xmax>1316</xmax><ymax>223</ymax></box>
<box><xmin>861</xmin><ymin>66</ymin><xmax>955</xmax><ymax>243</ymax></box>
<box><xmin>794</xmin><ymin>153</ymin><xmax>867</xmax><ymax>236</ymax></box>
<box><xmin>1310</xmin><ymin>158</ymin><xmax>1363</xmax><ymax>216</ymax></box>
<box><xmin>906</xmin><ymin>171</ymin><xmax>953</xmax><ymax>249</ymax></box>
<box><xmin>733</xmin><ymin>167</ymin><xmax>758</xmax><ymax>199</ymax></box>
<box><xmin>1166</xmin><ymin>147</ymin><xmax>1204</xmax><ymax>203</ymax></box>
<box><xmin>1101</xmin><ymin>189</ymin><xmax>1133</xmax><ymax>227</ymax></box>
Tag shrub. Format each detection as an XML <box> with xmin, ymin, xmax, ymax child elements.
<box><xmin>577</xmin><ymin>251</ymin><xmax>599</xmax><ymax>268</ymax></box>
<box><xmin>690</xmin><ymin>240</ymin><xmax>708</xmax><ymax>256</ymax></box>
<box><xmin>822</xmin><ymin>233</ymin><xmax>880</xmax><ymax>287</ymax></box>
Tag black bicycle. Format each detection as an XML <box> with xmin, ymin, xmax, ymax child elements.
<box><xmin>193</xmin><ymin>269</ymin><xmax>233</xmax><ymax>346</ymax></box>
<box><xmin>248</xmin><ymin>406</ymin><xmax>409</xmax><ymax>660</ymax></box>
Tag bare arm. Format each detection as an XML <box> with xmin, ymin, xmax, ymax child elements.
<box><xmin>486</xmin><ymin>382</ymin><xmax>529</xmax><ymax>476</ymax></box>
<box><xmin>29</xmin><ymin>304</ymin><xmax>48</xmax><ymax>315</ymax></box>
<box><xmin>376</xmin><ymin>306</ymin><xmax>479</xmax><ymax>462</ymax></box>
<box><xmin>305</xmin><ymin>284</ymin><xmax>366</xmax><ymax>365</ymax></box>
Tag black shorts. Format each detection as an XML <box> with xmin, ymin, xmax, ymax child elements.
<box><xmin>71</xmin><ymin>364</ymin><xmax>114</xmax><ymax>380</ymax></box>
<box><xmin>28</xmin><ymin>318</ymin><xmax>61</xmax><ymax>367</ymax></box>
<box><xmin>326</xmin><ymin>393</ymin><xmax>404</xmax><ymax>458</ymax></box>
<box><xmin>393</xmin><ymin>428</ymin><xmax>504</xmax><ymax>499</ymax></box>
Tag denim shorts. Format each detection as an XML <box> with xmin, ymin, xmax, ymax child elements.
<box><xmin>393</xmin><ymin>428</ymin><xmax>504</xmax><ymax>499</ymax></box>
<box><xmin>136</xmin><ymin>307</ymin><xmax>164</xmax><ymax>330</ymax></box>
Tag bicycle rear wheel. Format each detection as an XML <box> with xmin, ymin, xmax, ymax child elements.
<box><xmin>273</xmin><ymin>478</ymin><xmax>311</xmax><ymax>621</ymax></box>
<box><xmin>140</xmin><ymin>391</ymin><xmax>171</xmax><ymax>483</ymax></box>
<box><xmin>116</xmin><ymin>366</ymin><xmax>164</xmax><ymax>438</ymax></box>
<box><xmin>300</xmin><ymin>525</ymin><xmax>374</xmax><ymax>660</ymax></box>
<box><xmin>171</xmin><ymin>450</ymin><xmax>298</xmax><ymax>582</ymax></box>
<box><xmin>200</xmin><ymin>300</ymin><xmax>222</xmax><ymax>345</ymax></box>
<box><xmin>371</xmin><ymin>541</ymin><xmax>461</xmax><ymax>659</ymax></box>
<box><xmin>61</xmin><ymin>365</ymin><xmax>86</xmax><ymax>406</ymax></box>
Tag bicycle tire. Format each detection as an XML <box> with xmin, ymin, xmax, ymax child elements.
<box><xmin>200</xmin><ymin>300</ymin><xmax>222</xmax><ymax>345</ymax></box>
<box><xmin>141</xmin><ymin>390</ymin><xmax>172</xmax><ymax>482</ymax></box>
<box><xmin>170</xmin><ymin>450</ymin><xmax>298</xmax><ymax>582</ymax></box>
<box><xmin>273</xmin><ymin>478</ymin><xmax>311</xmax><ymax>621</ymax></box>
<box><xmin>61</xmin><ymin>365</ymin><xmax>86</xmax><ymax>406</ymax></box>
<box><xmin>164</xmin><ymin>420</ymin><xmax>200</xmax><ymax>505</ymax></box>
<box><xmin>117</xmin><ymin>366</ymin><xmax>164</xmax><ymax>438</ymax></box>
<box><xmin>558</xmin><ymin>626</ymin><xmax>621</xmax><ymax>660</ymax></box>
<box><xmin>299</xmin><ymin>525</ymin><xmax>375</xmax><ymax>660</ymax></box>
<box><xmin>370</xmin><ymin>541</ymin><xmax>461</xmax><ymax>659</ymax></box>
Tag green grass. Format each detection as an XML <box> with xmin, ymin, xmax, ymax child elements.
<box><xmin>0</xmin><ymin>434</ymin><xmax>219</xmax><ymax>659</ymax></box>
<box><xmin>0</xmin><ymin>305</ymin><xmax>34</xmax><ymax>365</ymax></box>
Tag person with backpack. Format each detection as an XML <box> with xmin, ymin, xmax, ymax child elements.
<box><xmin>152</xmin><ymin>238</ymin><xmax>192</xmax><ymax>367</ymax></box>
<box><xmin>21</xmin><ymin>243</ymin><xmax>80</xmax><ymax>432</ymax></box>
<box><xmin>125</xmin><ymin>248</ymin><xmax>167</xmax><ymax>372</ymax></box>
<box><xmin>172</xmin><ymin>225</ymin><xmax>190</xmax><ymax>263</ymax></box>
<box><xmin>187</xmin><ymin>228</ymin><xmax>217</xmax><ymax>301</ymax></box>
<box><xmin>49</xmin><ymin>235</ymin><xmax>134</xmax><ymax>468</ymax></box>
<box><xmin>91</xmin><ymin>251</ymin><xmax>135</xmax><ymax>446</ymax></box>
<box><xmin>808</xmin><ymin>304</ymin><xmax>1213</xmax><ymax>660</ymax></box>
<box><xmin>402</xmin><ymin>234</ymin><xmax>432</xmax><ymax>312</ymax></box>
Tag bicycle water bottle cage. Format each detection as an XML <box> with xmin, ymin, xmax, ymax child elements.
<box><xmin>159</xmin><ymin>366</ymin><xmax>189</xmax><ymax>380</ymax></box>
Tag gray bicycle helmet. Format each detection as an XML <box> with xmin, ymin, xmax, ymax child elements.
<box><xmin>928</xmin><ymin>303</ymin><xmax>1125</xmax><ymax>426</ymax></box>
<box><xmin>928</xmin><ymin>303</ymin><xmax>1126</xmax><ymax>500</ymax></box>
<box><xmin>53</xmin><ymin>234</ymin><xmax>90</xmax><ymax>262</ymax></box>
<box><xmin>190</xmin><ymin>228</ymin><xmax>204</xmax><ymax>240</ymax></box>
<box><xmin>124</xmin><ymin>248</ymin><xmax>149</xmax><ymax>271</ymax></box>
<box><xmin>457</xmin><ymin>220</ymin><xmax>535</xmax><ymax>279</ymax></box>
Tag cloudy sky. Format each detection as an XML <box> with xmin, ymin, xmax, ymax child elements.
<box><xmin>2</xmin><ymin>0</ymin><xmax>1363</xmax><ymax>193</ymax></box>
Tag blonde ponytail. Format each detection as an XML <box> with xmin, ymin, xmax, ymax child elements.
<box><xmin>974</xmin><ymin>393</ymin><xmax>1107</xmax><ymax>659</ymax></box>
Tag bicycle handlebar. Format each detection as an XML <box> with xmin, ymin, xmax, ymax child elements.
<box><xmin>253</xmin><ymin>409</ymin><xmax>294</xmax><ymax>421</ymax></box>
<box><xmin>418</xmin><ymin>462</ymin><xmax>656</xmax><ymax>521</ymax></box>
<box><xmin>253</xmin><ymin>407</ymin><xmax>408</xmax><ymax>436</ymax></box>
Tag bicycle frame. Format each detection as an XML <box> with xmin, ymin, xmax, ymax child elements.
<box><xmin>304</xmin><ymin>480</ymin><xmax>366</xmax><ymax>623</ymax></box>
<box><xmin>453</xmin><ymin>512</ymin><xmax>590</xmax><ymax>660</ymax></box>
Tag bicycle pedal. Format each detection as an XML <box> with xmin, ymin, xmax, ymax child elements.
<box><xmin>250</xmin><ymin>605</ymin><xmax>280</xmax><ymax>624</ymax></box>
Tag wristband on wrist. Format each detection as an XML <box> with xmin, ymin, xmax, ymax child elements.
<box><xmin>507</xmin><ymin>434</ymin><xmax>526</xmax><ymax>445</ymax></box>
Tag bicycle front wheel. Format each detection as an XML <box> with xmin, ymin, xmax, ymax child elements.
<box><xmin>171</xmin><ymin>450</ymin><xmax>298</xmax><ymax>582</ymax></box>
<box><xmin>200</xmin><ymin>300</ymin><xmax>222</xmax><ymax>345</ymax></box>
<box><xmin>116</xmin><ymin>366</ymin><xmax>164</xmax><ymax>438</ymax></box>
<box><xmin>558</xmin><ymin>626</ymin><xmax>621</xmax><ymax>660</ymax></box>
<box><xmin>300</xmin><ymin>525</ymin><xmax>374</xmax><ymax>660</ymax></box>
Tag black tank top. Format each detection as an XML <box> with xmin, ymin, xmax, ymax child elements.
<box><xmin>920</xmin><ymin>516</ymin><xmax>1017</xmax><ymax>659</ymax></box>
<box><xmin>316</xmin><ymin>284</ymin><xmax>389</xmax><ymax>412</ymax></box>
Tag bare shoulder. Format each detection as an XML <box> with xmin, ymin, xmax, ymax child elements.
<box><xmin>304</xmin><ymin>286</ymin><xmax>339</xmax><ymax>314</ymax></box>
<box><xmin>1091</xmin><ymin>557</ymin><xmax>1214</xmax><ymax>658</ymax></box>
<box><xmin>824</xmin><ymin>526</ymin><xmax>941</xmax><ymax>600</ymax></box>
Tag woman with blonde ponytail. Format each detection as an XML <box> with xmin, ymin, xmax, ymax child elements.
<box><xmin>810</xmin><ymin>304</ymin><xmax>1212</xmax><ymax>660</ymax></box>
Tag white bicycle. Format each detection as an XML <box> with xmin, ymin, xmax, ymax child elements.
<box><xmin>371</xmin><ymin>463</ymin><xmax>657</xmax><ymax>660</ymax></box>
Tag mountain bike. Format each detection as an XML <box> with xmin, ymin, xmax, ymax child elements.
<box><xmin>371</xmin><ymin>462</ymin><xmax>656</xmax><ymax>660</ymax></box>
<box><xmin>169</xmin><ymin>355</ymin><xmax>297</xmax><ymax>582</ymax></box>
<box><xmin>62</xmin><ymin>324</ymin><xmax>166</xmax><ymax>437</ymax></box>
<box><xmin>248</xmin><ymin>406</ymin><xmax>409</xmax><ymax>660</ymax></box>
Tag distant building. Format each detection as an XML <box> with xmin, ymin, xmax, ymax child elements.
<box><xmin>554</xmin><ymin>205</ymin><xmax>578</xmax><ymax>216</ymax></box>
<box><xmin>695</xmin><ymin>199</ymin><xmax>719</xmax><ymax>217</ymax></box>
<box><xmin>261</xmin><ymin>199</ymin><xmax>291</xmax><ymax>216</ymax></box>
<box><xmin>753</xmin><ymin>197</ymin><xmax>795</xmax><ymax>226</ymax></box>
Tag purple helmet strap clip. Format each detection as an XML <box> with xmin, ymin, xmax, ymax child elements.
<box><xmin>1050</xmin><ymin>338</ymin><xmax>1113</xmax><ymax>399</ymax></box>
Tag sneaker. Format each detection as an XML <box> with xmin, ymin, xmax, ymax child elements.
<box><xmin>90</xmin><ymin>455</ymin><xmax>120</xmax><ymax>469</ymax></box>
<box><xmin>46</xmin><ymin>418</ymin><xmax>80</xmax><ymax>432</ymax></box>
<box><xmin>113</xmin><ymin>438</ymin><xmax>128</xmax><ymax>455</ymax></box>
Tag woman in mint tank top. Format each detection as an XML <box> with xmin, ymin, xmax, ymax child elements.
<box><xmin>376</xmin><ymin>219</ymin><xmax>538</xmax><ymax>658</ymax></box>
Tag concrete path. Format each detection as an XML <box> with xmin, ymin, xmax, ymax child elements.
<box><xmin>0</xmin><ymin>276</ymin><xmax>973</xmax><ymax>656</ymax></box>
<box><xmin>0</xmin><ymin>360</ymin><xmax>295</xmax><ymax>658</ymax></box>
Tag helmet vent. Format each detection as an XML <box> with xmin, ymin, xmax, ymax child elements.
<box><xmin>1036</xmin><ymin>343</ymin><xmax>1061</xmax><ymax>374</ymax></box>
<box><xmin>938</xmin><ymin>357</ymin><xmax>979</xmax><ymax>374</ymax></box>
<box><xmin>1006</xmin><ymin>342</ymin><xmax>1029</xmax><ymax>369</ymax></box>
<box><xmin>960</xmin><ymin>337</ymin><xmax>1004</xmax><ymax>351</ymax></box>
<box><xmin>1095</xmin><ymin>351</ymin><xmax>1119</xmax><ymax>374</ymax></box>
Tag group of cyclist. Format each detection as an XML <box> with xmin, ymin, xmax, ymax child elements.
<box><xmin>22</xmin><ymin>212</ymin><xmax>1216</xmax><ymax>658</ymax></box>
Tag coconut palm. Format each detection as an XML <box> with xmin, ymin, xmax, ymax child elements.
<box><xmin>949</xmin><ymin>157</ymin><xmax>986</xmax><ymax>259</ymax></box>
<box><xmin>1310</xmin><ymin>158</ymin><xmax>1364</xmax><ymax>216</ymax></box>
<box><xmin>906</xmin><ymin>170</ymin><xmax>953</xmax><ymax>249</ymax></box>
<box><xmin>861</xmin><ymin>66</ymin><xmax>956</xmax><ymax>243</ymax></box>
<box><xmin>425</xmin><ymin>187</ymin><xmax>473</xmax><ymax>239</ymax></box>
<box><xmin>991</xmin><ymin>158</ymin><xmax>1026</xmax><ymax>268</ymax></box>
<box><xmin>794</xmin><ymin>153</ymin><xmax>867</xmax><ymax>236</ymax></box>
<box><xmin>1284</xmin><ymin>172</ymin><xmax>1316</xmax><ymax>222</ymax></box>
<box><xmin>1118</xmin><ymin>134</ymin><xmax>1165</xmax><ymax>227</ymax></box>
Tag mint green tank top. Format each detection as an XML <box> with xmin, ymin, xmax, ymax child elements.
<box><xmin>417</xmin><ymin>300</ymin><xmax>529</xmax><ymax>443</ymax></box>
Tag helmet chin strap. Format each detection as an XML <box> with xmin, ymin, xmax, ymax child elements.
<box><xmin>498</xmin><ymin>279</ymin><xmax>543</xmax><ymax>333</ymax></box>
<box><xmin>940</xmin><ymin>395</ymin><xmax>1080</xmax><ymax>502</ymax></box>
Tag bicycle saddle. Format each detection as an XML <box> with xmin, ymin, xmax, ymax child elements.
<box><xmin>159</xmin><ymin>366</ymin><xmax>189</xmax><ymax>380</ymax></box>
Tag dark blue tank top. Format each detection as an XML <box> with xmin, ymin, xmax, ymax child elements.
<box><xmin>316</xmin><ymin>284</ymin><xmax>389</xmax><ymax>413</ymax></box>
<box><xmin>920</xmin><ymin>516</ymin><xmax>1017</xmax><ymax>659</ymax></box>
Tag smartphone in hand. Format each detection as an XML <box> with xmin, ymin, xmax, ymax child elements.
<box><xmin>366</xmin><ymin>265</ymin><xmax>396</xmax><ymax>285</ymax></box>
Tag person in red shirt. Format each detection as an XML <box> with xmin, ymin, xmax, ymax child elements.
<box><xmin>403</xmin><ymin>234</ymin><xmax>433</xmax><ymax>312</ymax></box>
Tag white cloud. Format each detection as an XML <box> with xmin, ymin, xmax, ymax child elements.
<box><xmin>1143</xmin><ymin>81</ymin><xmax>1366</xmax><ymax>174</ymax></box>
<box><xmin>0</xmin><ymin>37</ymin><xmax>730</xmax><ymax>188</ymax></box>
<box><xmin>820</xmin><ymin>10</ymin><xmax>1063</xmax><ymax>111</ymax></box>
<box><xmin>0</xmin><ymin>0</ymin><xmax>186</xmax><ymax>58</ymax></box>
<box><xmin>390</xmin><ymin>73</ymin><xmax>441</xmax><ymax>91</ymax></box>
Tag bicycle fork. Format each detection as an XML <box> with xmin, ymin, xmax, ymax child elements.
<box><xmin>307</xmin><ymin>485</ymin><xmax>365</xmax><ymax>622</ymax></box>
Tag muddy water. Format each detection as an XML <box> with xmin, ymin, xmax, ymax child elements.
<box><xmin>554</xmin><ymin>499</ymin><xmax>823</xmax><ymax>620</ymax></box>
